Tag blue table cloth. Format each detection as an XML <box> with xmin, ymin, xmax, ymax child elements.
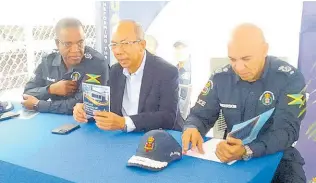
<box><xmin>0</xmin><ymin>108</ymin><xmax>282</xmax><ymax>183</ymax></box>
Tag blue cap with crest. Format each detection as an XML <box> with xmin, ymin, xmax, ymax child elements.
<box><xmin>127</xmin><ymin>130</ymin><xmax>182</xmax><ymax>171</ymax></box>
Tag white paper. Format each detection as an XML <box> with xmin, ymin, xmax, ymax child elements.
<box><xmin>205</xmin><ymin>128</ymin><xmax>214</xmax><ymax>138</ymax></box>
<box><xmin>185</xmin><ymin>138</ymin><xmax>237</xmax><ymax>165</ymax></box>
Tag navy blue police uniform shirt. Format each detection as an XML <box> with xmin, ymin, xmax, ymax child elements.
<box><xmin>177</xmin><ymin>59</ymin><xmax>191</xmax><ymax>85</ymax></box>
<box><xmin>185</xmin><ymin>56</ymin><xmax>306</xmax><ymax>164</ymax></box>
<box><xmin>24</xmin><ymin>46</ymin><xmax>109</xmax><ymax>114</ymax></box>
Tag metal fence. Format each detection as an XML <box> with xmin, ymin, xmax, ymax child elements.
<box><xmin>0</xmin><ymin>24</ymin><xmax>96</xmax><ymax>91</ymax></box>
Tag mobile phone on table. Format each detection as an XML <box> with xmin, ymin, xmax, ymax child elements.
<box><xmin>0</xmin><ymin>112</ymin><xmax>20</xmax><ymax>121</ymax></box>
<box><xmin>51</xmin><ymin>123</ymin><xmax>80</xmax><ymax>135</ymax></box>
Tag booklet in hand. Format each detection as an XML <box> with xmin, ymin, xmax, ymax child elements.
<box><xmin>82</xmin><ymin>74</ymin><xmax>110</xmax><ymax>118</ymax></box>
<box><xmin>228</xmin><ymin>108</ymin><xmax>275</xmax><ymax>145</ymax></box>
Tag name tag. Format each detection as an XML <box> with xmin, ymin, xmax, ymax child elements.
<box><xmin>220</xmin><ymin>103</ymin><xmax>237</xmax><ymax>109</ymax></box>
<box><xmin>197</xmin><ymin>99</ymin><xmax>206</xmax><ymax>107</ymax></box>
<box><xmin>47</xmin><ymin>77</ymin><xmax>56</xmax><ymax>82</ymax></box>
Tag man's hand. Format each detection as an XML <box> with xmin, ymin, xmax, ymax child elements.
<box><xmin>48</xmin><ymin>80</ymin><xmax>77</xmax><ymax>96</ymax></box>
<box><xmin>93</xmin><ymin>111</ymin><xmax>125</xmax><ymax>131</ymax></box>
<box><xmin>215</xmin><ymin>136</ymin><xmax>246</xmax><ymax>163</ymax></box>
<box><xmin>21</xmin><ymin>94</ymin><xmax>39</xmax><ymax>110</ymax></box>
<box><xmin>73</xmin><ymin>103</ymin><xmax>88</xmax><ymax>123</ymax></box>
<box><xmin>182</xmin><ymin>128</ymin><xmax>204</xmax><ymax>154</ymax></box>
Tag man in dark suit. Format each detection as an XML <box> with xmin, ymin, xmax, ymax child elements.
<box><xmin>73</xmin><ymin>20</ymin><xmax>181</xmax><ymax>132</ymax></box>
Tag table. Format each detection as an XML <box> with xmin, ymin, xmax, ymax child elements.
<box><xmin>0</xmin><ymin>107</ymin><xmax>283</xmax><ymax>183</ymax></box>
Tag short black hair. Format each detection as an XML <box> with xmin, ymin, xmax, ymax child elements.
<box><xmin>173</xmin><ymin>41</ymin><xmax>187</xmax><ymax>48</ymax></box>
<box><xmin>55</xmin><ymin>18</ymin><xmax>83</xmax><ymax>37</ymax></box>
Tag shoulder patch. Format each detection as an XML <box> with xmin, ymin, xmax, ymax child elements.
<box><xmin>214</xmin><ymin>67</ymin><xmax>223</xmax><ymax>74</ymax></box>
<box><xmin>201</xmin><ymin>80</ymin><xmax>213</xmax><ymax>96</ymax></box>
<box><xmin>213</xmin><ymin>65</ymin><xmax>230</xmax><ymax>74</ymax></box>
<box><xmin>84</xmin><ymin>46</ymin><xmax>105</xmax><ymax>61</ymax></box>
<box><xmin>278</xmin><ymin>65</ymin><xmax>295</xmax><ymax>75</ymax></box>
<box><xmin>84</xmin><ymin>53</ymin><xmax>93</xmax><ymax>59</ymax></box>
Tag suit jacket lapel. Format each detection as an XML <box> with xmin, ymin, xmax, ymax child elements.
<box><xmin>138</xmin><ymin>52</ymin><xmax>153</xmax><ymax>113</ymax></box>
<box><xmin>115</xmin><ymin>68</ymin><xmax>126</xmax><ymax>115</ymax></box>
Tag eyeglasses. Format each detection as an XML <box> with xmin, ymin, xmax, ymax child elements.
<box><xmin>57</xmin><ymin>40</ymin><xmax>85</xmax><ymax>48</ymax></box>
<box><xmin>108</xmin><ymin>40</ymin><xmax>141</xmax><ymax>49</ymax></box>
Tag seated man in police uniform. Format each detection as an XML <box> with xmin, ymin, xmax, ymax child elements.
<box><xmin>182</xmin><ymin>23</ymin><xmax>307</xmax><ymax>183</ymax></box>
<box><xmin>22</xmin><ymin>18</ymin><xmax>109</xmax><ymax>114</ymax></box>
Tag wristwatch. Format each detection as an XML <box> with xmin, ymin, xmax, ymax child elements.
<box><xmin>242</xmin><ymin>145</ymin><xmax>253</xmax><ymax>161</ymax></box>
<box><xmin>33</xmin><ymin>101</ymin><xmax>40</xmax><ymax>111</ymax></box>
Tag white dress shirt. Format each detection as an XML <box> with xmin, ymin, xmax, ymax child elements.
<box><xmin>122</xmin><ymin>52</ymin><xmax>146</xmax><ymax>132</ymax></box>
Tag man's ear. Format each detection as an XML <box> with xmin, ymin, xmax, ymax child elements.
<box><xmin>263</xmin><ymin>42</ymin><xmax>269</xmax><ymax>56</ymax></box>
<box><xmin>140</xmin><ymin>40</ymin><xmax>146</xmax><ymax>51</ymax></box>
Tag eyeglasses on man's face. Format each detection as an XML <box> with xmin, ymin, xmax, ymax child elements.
<box><xmin>57</xmin><ymin>40</ymin><xmax>85</xmax><ymax>48</ymax></box>
<box><xmin>108</xmin><ymin>40</ymin><xmax>141</xmax><ymax>49</ymax></box>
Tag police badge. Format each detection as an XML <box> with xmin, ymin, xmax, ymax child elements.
<box><xmin>71</xmin><ymin>72</ymin><xmax>81</xmax><ymax>81</ymax></box>
<box><xmin>144</xmin><ymin>136</ymin><xmax>155</xmax><ymax>152</ymax></box>
<box><xmin>259</xmin><ymin>91</ymin><xmax>275</xmax><ymax>106</ymax></box>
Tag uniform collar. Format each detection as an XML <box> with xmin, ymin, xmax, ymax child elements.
<box><xmin>52</xmin><ymin>52</ymin><xmax>62</xmax><ymax>66</ymax></box>
<box><xmin>234</xmin><ymin>56</ymin><xmax>270</xmax><ymax>83</ymax></box>
<box><xmin>123</xmin><ymin>51</ymin><xmax>146</xmax><ymax>77</ymax></box>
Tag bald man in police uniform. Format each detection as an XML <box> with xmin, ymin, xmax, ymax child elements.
<box><xmin>22</xmin><ymin>18</ymin><xmax>109</xmax><ymax>114</ymax></box>
<box><xmin>182</xmin><ymin>24</ymin><xmax>306</xmax><ymax>183</ymax></box>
